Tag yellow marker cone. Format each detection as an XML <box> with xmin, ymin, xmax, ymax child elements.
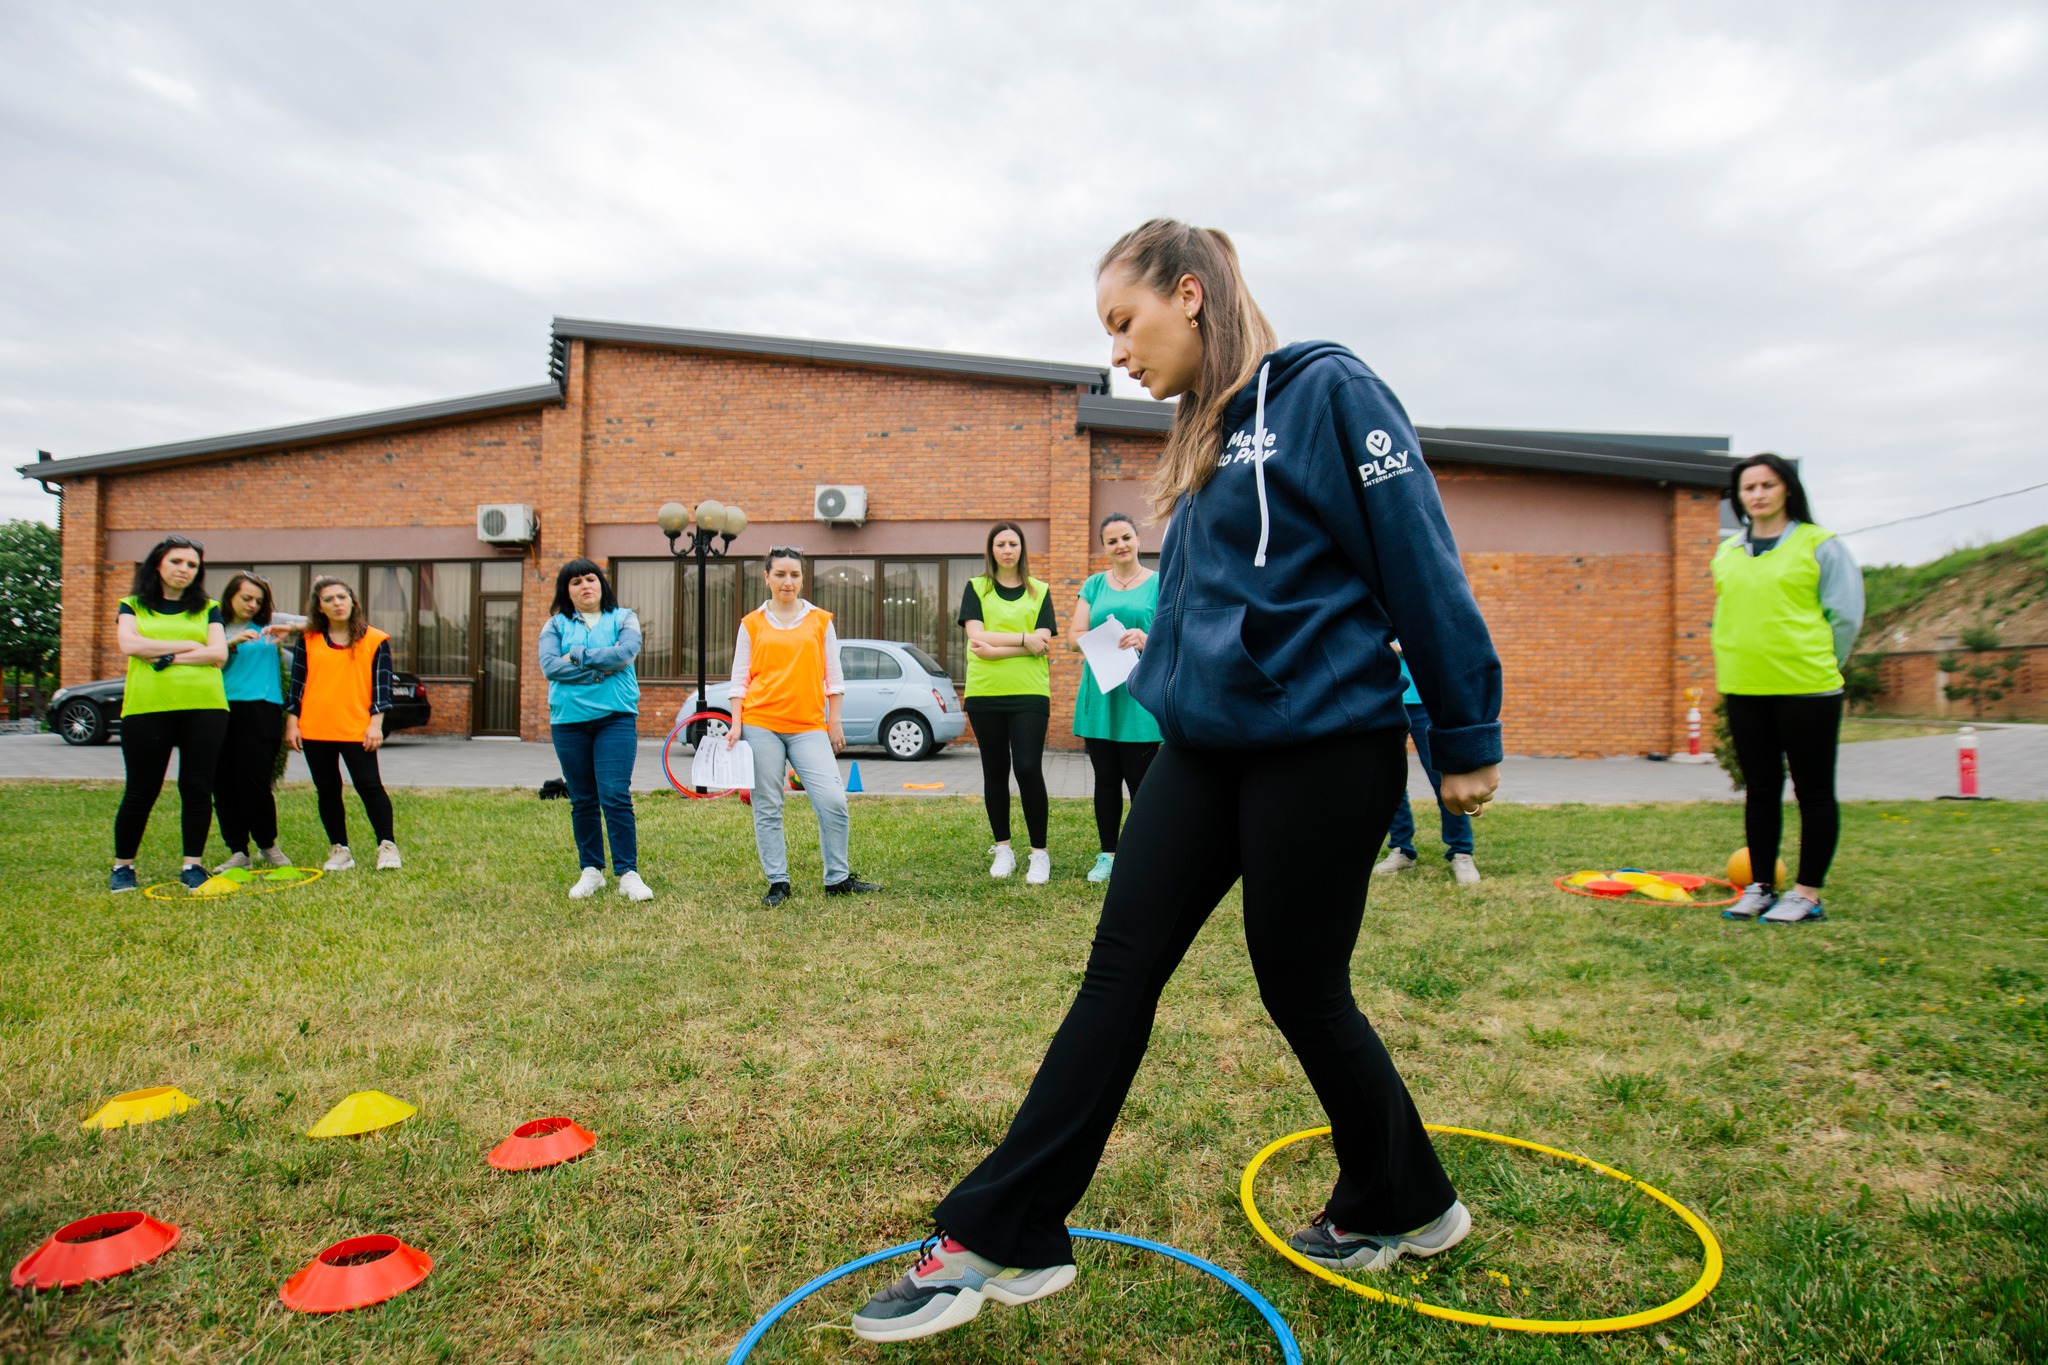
<box><xmin>307</xmin><ymin>1090</ymin><xmax>416</xmax><ymax>1138</ymax></box>
<box><xmin>1632</xmin><ymin>878</ymin><xmax>1693</xmax><ymax>903</ymax></box>
<box><xmin>191</xmin><ymin>875</ymin><xmax>241</xmax><ymax>898</ymax></box>
<box><xmin>82</xmin><ymin>1085</ymin><xmax>199</xmax><ymax>1130</ymax></box>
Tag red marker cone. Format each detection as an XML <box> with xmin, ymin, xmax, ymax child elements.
<box><xmin>488</xmin><ymin>1116</ymin><xmax>596</xmax><ymax>1171</ymax></box>
<box><xmin>12</xmin><ymin>1211</ymin><xmax>181</xmax><ymax>1291</ymax></box>
<box><xmin>279</xmin><ymin>1235</ymin><xmax>432</xmax><ymax>1313</ymax></box>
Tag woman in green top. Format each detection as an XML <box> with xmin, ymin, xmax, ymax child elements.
<box><xmin>961</xmin><ymin>520</ymin><xmax>1057</xmax><ymax>884</ymax></box>
<box><xmin>109</xmin><ymin>536</ymin><xmax>230</xmax><ymax>893</ymax></box>
<box><xmin>1711</xmin><ymin>454</ymin><xmax>1864</xmax><ymax>925</ymax></box>
<box><xmin>1067</xmin><ymin>512</ymin><xmax>1161</xmax><ymax>883</ymax></box>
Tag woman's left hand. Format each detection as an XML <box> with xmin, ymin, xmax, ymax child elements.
<box><xmin>828</xmin><ymin>719</ymin><xmax>845</xmax><ymax>754</ymax></box>
<box><xmin>363</xmin><ymin>718</ymin><xmax>385</xmax><ymax>753</ymax></box>
<box><xmin>1118</xmin><ymin>628</ymin><xmax>1147</xmax><ymax>652</ymax></box>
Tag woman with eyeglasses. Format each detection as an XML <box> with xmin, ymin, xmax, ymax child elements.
<box><xmin>212</xmin><ymin>571</ymin><xmax>296</xmax><ymax>871</ymax></box>
<box><xmin>725</xmin><ymin>546</ymin><xmax>879</xmax><ymax>906</ymax></box>
<box><xmin>109</xmin><ymin>536</ymin><xmax>231</xmax><ymax>893</ymax></box>
<box><xmin>961</xmin><ymin>520</ymin><xmax>1058</xmax><ymax>884</ymax></box>
<box><xmin>538</xmin><ymin>558</ymin><xmax>652</xmax><ymax>901</ymax></box>
<box><xmin>285</xmin><ymin>575</ymin><xmax>401</xmax><ymax>872</ymax></box>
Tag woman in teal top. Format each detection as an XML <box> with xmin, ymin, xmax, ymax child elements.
<box><xmin>213</xmin><ymin>572</ymin><xmax>295</xmax><ymax>872</ymax></box>
<box><xmin>110</xmin><ymin>536</ymin><xmax>229</xmax><ymax>893</ymax></box>
<box><xmin>1066</xmin><ymin>512</ymin><xmax>1161</xmax><ymax>882</ymax></box>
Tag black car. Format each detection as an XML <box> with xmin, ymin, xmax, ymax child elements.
<box><xmin>49</xmin><ymin>674</ymin><xmax>433</xmax><ymax>745</ymax></box>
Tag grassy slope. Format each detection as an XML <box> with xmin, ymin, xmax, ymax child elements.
<box><xmin>1860</xmin><ymin>524</ymin><xmax>2048</xmax><ymax>641</ymax></box>
<box><xmin>2</xmin><ymin>785</ymin><xmax>2044</xmax><ymax>1364</ymax></box>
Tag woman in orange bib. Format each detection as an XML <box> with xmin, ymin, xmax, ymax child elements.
<box><xmin>285</xmin><ymin>575</ymin><xmax>401</xmax><ymax>872</ymax></box>
<box><xmin>726</xmin><ymin>547</ymin><xmax>879</xmax><ymax>907</ymax></box>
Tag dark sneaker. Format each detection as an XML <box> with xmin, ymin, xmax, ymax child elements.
<box><xmin>178</xmin><ymin>865</ymin><xmax>209</xmax><ymax>890</ymax></box>
<box><xmin>824</xmin><ymin>875</ymin><xmax>880</xmax><ymax>896</ymax></box>
<box><xmin>1762</xmin><ymin>890</ymin><xmax>1826</xmax><ymax>923</ymax></box>
<box><xmin>1722</xmin><ymin>883</ymin><xmax>1778</xmax><ymax>920</ymax></box>
<box><xmin>1288</xmin><ymin>1200</ymin><xmax>1472</xmax><ymax>1272</ymax></box>
<box><xmin>851</xmin><ymin>1234</ymin><xmax>1076</xmax><ymax>1344</ymax></box>
<box><xmin>109</xmin><ymin>866</ymin><xmax>139</xmax><ymax>894</ymax></box>
<box><xmin>760</xmin><ymin>882</ymin><xmax>793</xmax><ymax>907</ymax></box>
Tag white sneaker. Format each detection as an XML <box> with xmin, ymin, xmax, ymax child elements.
<box><xmin>989</xmin><ymin>845</ymin><xmax>1016</xmax><ymax>879</ymax></box>
<box><xmin>569</xmin><ymin>867</ymin><xmax>604</xmax><ymax>899</ymax></box>
<box><xmin>1450</xmin><ymin>853</ymin><xmax>1482</xmax><ymax>886</ymax></box>
<box><xmin>323</xmin><ymin>845</ymin><xmax>355</xmax><ymax>872</ymax></box>
<box><xmin>617</xmin><ymin>870</ymin><xmax>653</xmax><ymax>901</ymax></box>
<box><xmin>1025</xmin><ymin>850</ymin><xmax>1051</xmax><ymax>885</ymax></box>
<box><xmin>375</xmin><ymin>840</ymin><xmax>402</xmax><ymax>871</ymax></box>
<box><xmin>1373</xmin><ymin>849</ymin><xmax>1417</xmax><ymax>875</ymax></box>
<box><xmin>214</xmin><ymin>851</ymin><xmax>252</xmax><ymax>873</ymax></box>
<box><xmin>261</xmin><ymin>845</ymin><xmax>293</xmax><ymax>868</ymax></box>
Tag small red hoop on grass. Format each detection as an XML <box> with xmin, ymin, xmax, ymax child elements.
<box><xmin>663</xmin><ymin>712</ymin><xmax>746</xmax><ymax>800</ymax></box>
<box><xmin>1552</xmin><ymin>873</ymin><xmax>1739</xmax><ymax>908</ymax></box>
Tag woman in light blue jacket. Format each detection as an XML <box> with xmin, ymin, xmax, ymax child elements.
<box><xmin>538</xmin><ymin>558</ymin><xmax>650</xmax><ymax>901</ymax></box>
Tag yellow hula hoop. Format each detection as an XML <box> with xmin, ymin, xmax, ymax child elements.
<box><xmin>1240</xmin><ymin>1124</ymin><xmax>1724</xmax><ymax>1334</ymax></box>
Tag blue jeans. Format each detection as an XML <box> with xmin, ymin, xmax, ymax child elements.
<box><xmin>745</xmin><ymin>725</ymin><xmax>851</xmax><ymax>886</ymax></box>
<box><xmin>551</xmin><ymin>710</ymin><xmax>639</xmax><ymax>874</ymax></box>
<box><xmin>1386</xmin><ymin>704</ymin><xmax>1473</xmax><ymax>859</ymax></box>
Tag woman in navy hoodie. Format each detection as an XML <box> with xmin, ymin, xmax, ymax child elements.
<box><xmin>854</xmin><ymin>219</ymin><xmax>1505</xmax><ymax>1344</ymax></box>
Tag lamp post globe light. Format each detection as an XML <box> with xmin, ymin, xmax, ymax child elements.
<box><xmin>657</xmin><ymin>499</ymin><xmax>747</xmax><ymax>751</ymax></box>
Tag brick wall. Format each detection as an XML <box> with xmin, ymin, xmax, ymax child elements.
<box><xmin>1871</xmin><ymin>647</ymin><xmax>2048</xmax><ymax>720</ymax></box>
<box><xmin>415</xmin><ymin>678</ymin><xmax>472</xmax><ymax>737</ymax></box>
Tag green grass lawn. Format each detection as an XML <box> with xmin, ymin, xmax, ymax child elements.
<box><xmin>3</xmin><ymin>783</ymin><xmax>2044</xmax><ymax>1363</ymax></box>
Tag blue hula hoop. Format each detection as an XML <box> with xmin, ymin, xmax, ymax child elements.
<box><xmin>725</xmin><ymin>1228</ymin><xmax>1302</xmax><ymax>1363</ymax></box>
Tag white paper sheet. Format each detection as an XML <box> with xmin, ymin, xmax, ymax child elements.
<box><xmin>690</xmin><ymin>737</ymin><xmax>755</xmax><ymax>791</ymax></box>
<box><xmin>1077</xmin><ymin>615</ymin><xmax>1139</xmax><ymax>694</ymax></box>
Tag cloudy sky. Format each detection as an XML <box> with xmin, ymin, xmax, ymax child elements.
<box><xmin>4</xmin><ymin>1</ymin><xmax>2044</xmax><ymax>565</ymax></box>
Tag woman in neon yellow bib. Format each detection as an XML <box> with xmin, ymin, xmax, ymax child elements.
<box><xmin>1711</xmin><ymin>454</ymin><xmax>1863</xmax><ymax>924</ymax></box>
<box><xmin>960</xmin><ymin>521</ymin><xmax>1057</xmax><ymax>884</ymax></box>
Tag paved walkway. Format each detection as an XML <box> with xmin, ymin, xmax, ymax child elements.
<box><xmin>4</xmin><ymin>724</ymin><xmax>2042</xmax><ymax>802</ymax></box>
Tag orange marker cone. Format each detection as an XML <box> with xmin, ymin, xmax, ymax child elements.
<box><xmin>488</xmin><ymin>1116</ymin><xmax>596</xmax><ymax>1171</ymax></box>
<box><xmin>12</xmin><ymin>1211</ymin><xmax>181</xmax><ymax>1291</ymax></box>
<box><xmin>278</xmin><ymin>1235</ymin><xmax>432</xmax><ymax>1313</ymax></box>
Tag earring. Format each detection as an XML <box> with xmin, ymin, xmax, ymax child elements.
<box><xmin>1187</xmin><ymin>314</ymin><xmax>1199</xmax><ymax>329</ymax></box>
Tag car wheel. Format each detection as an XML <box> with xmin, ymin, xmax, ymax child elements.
<box><xmin>881</xmin><ymin>711</ymin><xmax>934</xmax><ymax>761</ymax></box>
<box><xmin>56</xmin><ymin>698</ymin><xmax>105</xmax><ymax>746</ymax></box>
<box><xmin>686</xmin><ymin>710</ymin><xmax>732</xmax><ymax>748</ymax></box>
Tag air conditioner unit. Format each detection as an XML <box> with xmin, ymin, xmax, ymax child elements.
<box><xmin>814</xmin><ymin>485</ymin><xmax>867</xmax><ymax>526</ymax></box>
<box><xmin>476</xmin><ymin>503</ymin><xmax>538</xmax><ymax>545</ymax></box>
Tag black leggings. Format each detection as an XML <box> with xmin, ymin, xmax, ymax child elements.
<box><xmin>214</xmin><ymin>700</ymin><xmax>283</xmax><ymax>854</ymax></box>
<box><xmin>1083</xmin><ymin>738</ymin><xmax>1157</xmax><ymax>853</ymax></box>
<box><xmin>1724</xmin><ymin>692</ymin><xmax>1843</xmax><ymax>889</ymax></box>
<box><xmin>301</xmin><ymin>739</ymin><xmax>396</xmax><ymax>847</ymax></box>
<box><xmin>935</xmin><ymin>728</ymin><xmax>1456</xmax><ymax>1269</ymax></box>
<box><xmin>969</xmin><ymin>706</ymin><xmax>1049</xmax><ymax>848</ymax></box>
<box><xmin>115</xmin><ymin>708</ymin><xmax>229</xmax><ymax>860</ymax></box>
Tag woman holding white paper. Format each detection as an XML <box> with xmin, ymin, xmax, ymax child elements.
<box><xmin>1068</xmin><ymin>512</ymin><xmax>1161</xmax><ymax>883</ymax></box>
<box><xmin>727</xmin><ymin>547</ymin><xmax>879</xmax><ymax>907</ymax></box>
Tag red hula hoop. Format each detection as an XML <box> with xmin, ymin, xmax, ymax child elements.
<box><xmin>1552</xmin><ymin>873</ymin><xmax>1740</xmax><ymax>908</ymax></box>
<box><xmin>663</xmin><ymin>712</ymin><xmax>745</xmax><ymax>799</ymax></box>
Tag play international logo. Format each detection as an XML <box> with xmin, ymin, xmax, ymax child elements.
<box><xmin>1366</xmin><ymin>429</ymin><xmax>1392</xmax><ymax>457</ymax></box>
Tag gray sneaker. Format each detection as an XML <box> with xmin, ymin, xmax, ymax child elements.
<box><xmin>1722</xmin><ymin>883</ymin><xmax>1777</xmax><ymax>920</ymax></box>
<box><xmin>851</xmin><ymin>1235</ymin><xmax>1076</xmax><ymax>1344</ymax></box>
<box><xmin>1373</xmin><ymin>849</ymin><xmax>1418</xmax><ymax>875</ymax></box>
<box><xmin>1762</xmin><ymin>890</ymin><xmax>1826</xmax><ymax>923</ymax></box>
<box><xmin>1288</xmin><ymin>1199</ymin><xmax>1472</xmax><ymax>1272</ymax></box>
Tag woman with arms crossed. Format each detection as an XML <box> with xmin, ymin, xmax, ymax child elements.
<box><xmin>108</xmin><ymin>536</ymin><xmax>230</xmax><ymax>893</ymax></box>
<box><xmin>854</xmin><ymin>220</ymin><xmax>1503</xmax><ymax>1343</ymax></box>
<box><xmin>961</xmin><ymin>521</ymin><xmax>1058</xmax><ymax>884</ymax></box>
<box><xmin>212</xmin><ymin>572</ymin><xmax>294</xmax><ymax>871</ymax></box>
<box><xmin>285</xmin><ymin>576</ymin><xmax>402</xmax><ymax>872</ymax></box>
<box><xmin>1067</xmin><ymin>511</ymin><xmax>1161</xmax><ymax>884</ymax></box>
<box><xmin>727</xmin><ymin>548</ymin><xmax>879</xmax><ymax>907</ymax></box>
<box><xmin>538</xmin><ymin>559</ymin><xmax>653</xmax><ymax>901</ymax></box>
<box><xmin>1713</xmin><ymin>453</ymin><xmax>1863</xmax><ymax>924</ymax></box>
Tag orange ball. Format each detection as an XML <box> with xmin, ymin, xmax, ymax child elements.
<box><xmin>1726</xmin><ymin>847</ymin><xmax>1791</xmax><ymax>887</ymax></box>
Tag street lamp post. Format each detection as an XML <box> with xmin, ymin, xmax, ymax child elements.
<box><xmin>656</xmin><ymin>498</ymin><xmax>748</xmax><ymax>750</ymax></box>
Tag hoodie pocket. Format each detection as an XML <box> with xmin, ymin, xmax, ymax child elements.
<box><xmin>1173</xmin><ymin>604</ymin><xmax>1289</xmax><ymax>742</ymax></box>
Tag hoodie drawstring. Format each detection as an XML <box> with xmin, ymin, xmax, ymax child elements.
<box><xmin>1251</xmin><ymin>361</ymin><xmax>1272</xmax><ymax>568</ymax></box>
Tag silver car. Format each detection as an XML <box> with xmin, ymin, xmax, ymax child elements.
<box><xmin>685</xmin><ymin>639</ymin><xmax>966</xmax><ymax>760</ymax></box>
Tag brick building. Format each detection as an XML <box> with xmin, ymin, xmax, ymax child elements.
<box><xmin>20</xmin><ymin>318</ymin><xmax>1740</xmax><ymax>755</ymax></box>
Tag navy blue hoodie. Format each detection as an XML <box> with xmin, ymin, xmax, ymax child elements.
<box><xmin>1126</xmin><ymin>341</ymin><xmax>1504</xmax><ymax>774</ymax></box>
